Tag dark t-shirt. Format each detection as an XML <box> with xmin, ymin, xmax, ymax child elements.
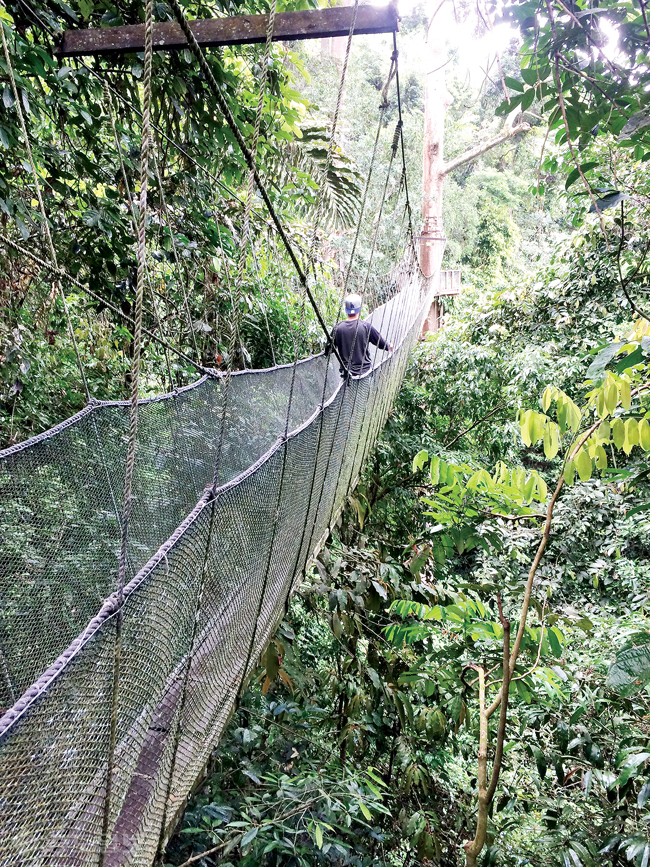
<box><xmin>330</xmin><ymin>318</ymin><xmax>390</xmax><ymax>377</ymax></box>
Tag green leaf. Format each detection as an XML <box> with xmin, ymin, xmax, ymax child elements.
<box><xmin>584</xmin><ymin>741</ymin><xmax>603</xmax><ymax>769</ymax></box>
<box><xmin>504</xmin><ymin>75</ymin><xmax>524</xmax><ymax>92</ymax></box>
<box><xmin>639</xmin><ymin>419</ymin><xmax>650</xmax><ymax>451</ymax></box>
<box><xmin>430</xmin><ymin>455</ymin><xmax>440</xmax><ymax>484</ymax></box>
<box><xmin>615</xmin><ymin>753</ymin><xmax>650</xmax><ymax>786</ymax></box>
<box><xmin>612</xmin><ymin>418</ymin><xmax>625</xmax><ymax>449</ymax></box>
<box><xmin>620</xmin><ymin>379</ymin><xmax>632</xmax><ymax>411</ymax></box>
<box><xmin>618</xmin><ymin>109</ymin><xmax>650</xmax><ymax>140</ymax></box>
<box><xmin>565</xmin><ymin>161</ymin><xmax>599</xmax><ymax>191</ymax></box>
<box><xmin>586</xmin><ymin>342</ymin><xmax>622</xmax><ymax>380</ymax></box>
<box><xmin>520</xmin><ymin>409</ymin><xmax>534</xmax><ymax>447</ymax></box>
<box><xmin>412</xmin><ymin>449</ymin><xmax>428</xmax><ymax>473</ymax></box>
<box><xmin>590</xmin><ymin>191</ymin><xmax>628</xmax><ymax>212</ymax></box>
<box><xmin>521</xmin><ymin>88</ymin><xmax>535</xmax><ymax>111</ymax></box>
<box><xmin>638</xmin><ymin>780</ymin><xmax>650</xmax><ymax>809</ymax></box>
<box><xmin>548</xmin><ymin>627</ymin><xmax>563</xmax><ymax>659</ymax></box>
<box><xmin>575</xmin><ymin>448</ymin><xmax>592</xmax><ymax>482</ymax></box>
<box><xmin>609</xmin><ymin>641</ymin><xmax>650</xmax><ymax>695</ymax></box>
<box><xmin>605</xmin><ymin>381</ymin><xmax>618</xmax><ymax>416</ymax></box>
<box><xmin>628</xmin><ymin>502</ymin><xmax>650</xmax><ymax>517</ymax></box>
<box><xmin>314</xmin><ymin>823</ymin><xmax>323</xmax><ymax>849</ymax></box>
<box><xmin>524</xmin><ymin>474</ymin><xmax>535</xmax><ymax>503</ymax></box>
<box><xmin>564</xmin><ymin>459</ymin><xmax>575</xmax><ymax>486</ymax></box>
<box><xmin>617</xmin><ymin>345</ymin><xmax>644</xmax><ymax>372</ymax></box>
<box><xmin>623</xmin><ymin>418</ymin><xmax>639</xmax><ymax>454</ymax></box>
<box><xmin>521</xmin><ymin>67</ymin><xmax>539</xmax><ymax>85</ymax></box>
<box><xmin>409</xmin><ymin>546</ymin><xmax>430</xmax><ymax>577</ymax></box>
<box><xmin>542</xmin><ymin>385</ymin><xmax>555</xmax><ymax>412</ymax></box>
<box><xmin>241</xmin><ymin>827</ymin><xmax>259</xmax><ymax>847</ymax></box>
<box><xmin>597</xmin><ymin>421</ymin><xmax>610</xmax><ymax>444</ymax></box>
<box><xmin>427</xmin><ymin>708</ymin><xmax>446</xmax><ymax>737</ymax></box>
<box><xmin>531</xmin><ymin>412</ymin><xmax>547</xmax><ymax>445</ymax></box>
<box><xmin>543</xmin><ymin>422</ymin><xmax>560</xmax><ymax>459</ymax></box>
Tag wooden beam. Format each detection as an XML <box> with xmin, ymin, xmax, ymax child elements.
<box><xmin>54</xmin><ymin>4</ymin><xmax>398</xmax><ymax>58</ymax></box>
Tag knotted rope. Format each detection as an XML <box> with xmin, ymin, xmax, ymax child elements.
<box><xmin>103</xmin><ymin>82</ymin><xmax>176</xmax><ymax>392</ymax></box>
<box><xmin>100</xmin><ymin>0</ymin><xmax>155</xmax><ymax>859</ymax></box>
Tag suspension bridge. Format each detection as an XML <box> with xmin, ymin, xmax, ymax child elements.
<box><xmin>0</xmin><ymin>2</ymin><xmax>438</xmax><ymax>864</ymax></box>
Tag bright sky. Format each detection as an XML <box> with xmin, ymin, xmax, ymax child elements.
<box><xmin>367</xmin><ymin>0</ymin><xmax>520</xmax><ymax>86</ymax></box>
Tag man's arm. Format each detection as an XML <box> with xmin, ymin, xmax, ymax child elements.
<box><xmin>367</xmin><ymin>324</ymin><xmax>392</xmax><ymax>352</ymax></box>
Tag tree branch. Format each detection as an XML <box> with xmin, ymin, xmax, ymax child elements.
<box><xmin>442</xmin><ymin>124</ymin><xmax>531</xmax><ymax>176</ymax></box>
<box><xmin>485</xmin><ymin>378</ymin><xmax>650</xmax><ymax>722</ymax></box>
<box><xmin>445</xmin><ymin>402</ymin><xmax>507</xmax><ymax>448</ymax></box>
<box><xmin>477</xmin><ymin>0</ymin><xmax>510</xmax><ymax>106</ymax></box>
<box><xmin>616</xmin><ymin>201</ymin><xmax>650</xmax><ymax>323</ymax></box>
<box><xmin>486</xmin><ymin>598</ymin><xmax>511</xmax><ymax>803</ymax></box>
<box><xmin>464</xmin><ymin>665</ymin><xmax>487</xmax><ymax>867</ymax></box>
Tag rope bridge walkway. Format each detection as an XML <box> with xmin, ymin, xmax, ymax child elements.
<box><xmin>0</xmin><ymin>2</ymin><xmax>435</xmax><ymax>864</ymax></box>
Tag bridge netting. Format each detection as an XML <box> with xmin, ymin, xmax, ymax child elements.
<box><xmin>0</xmin><ymin>258</ymin><xmax>431</xmax><ymax>866</ymax></box>
<box><xmin>0</xmin><ymin>0</ymin><xmax>437</xmax><ymax>862</ymax></box>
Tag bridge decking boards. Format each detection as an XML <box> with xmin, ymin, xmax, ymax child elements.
<box><xmin>54</xmin><ymin>3</ymin><xmax>399</xmax><ymax>57</ymax></box>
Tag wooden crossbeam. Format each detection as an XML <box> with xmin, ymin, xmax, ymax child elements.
<box><xmin>54</xmin><ymin>4</ymin><xmax>398</xmax><ymax>58</ymax></box>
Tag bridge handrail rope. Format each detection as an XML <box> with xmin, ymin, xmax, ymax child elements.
<box><xmin>1</xmin><ymin>28</ymin><xmax>216</xmax><ymax>382</ymax></box>
<box><xmin>312</xmin><ymin>48</ymin><xmax>404</xmax><ymax>561</ymax></box>
<box><xmin>0</xmin><ymin>29</ymin><xmax>203</xmax><ymax>384</ymax></box>
<box><xmin>347</xmin><ymin>103</ymin><xmax>407</xmax><ymax>496</ymax></box>
<box><xmin>307</xmin><ymin>0</ymin><xmax>360</xmax><ymax>269</ymax></box>
<box><xmin>150</xmin><ymin>147</ymin><xmax>202</xmax><ymax>362</ymax></box>
<box><xmin>393</xmin><ymin>28</ymin><xmax>420</xmax><ymax>271</ymax></box>
<box><xmin>286</xmin><ymin>0</ymin><xmax>385</xmax><ymax>615</ymax></box>
<box><xmin>153</xmin><ymin>4</ymin><xmax>284</xmax><ymax>844</ymax></box>
<box><xmin>7</xmin><ymin>0</ymin><xmax>305</xmax><ymax>375</ymax></box>
<box><xmin>14</xmin><ymin>0</ymin><xmax>332</xmax><ymax>294</ymax></box>
<box><xmin>5</xmin><ymin>0</ymin><xmax>335</xmax><ymax>376</ymax></box>
<box><xmin>0</xmin><ymin>273</ymin><xmax>428</xmax><ymax>865</ymax></box>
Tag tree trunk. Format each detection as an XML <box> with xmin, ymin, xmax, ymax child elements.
<box><xmin>420</xmin><ymin>5</ymin><xmax>451</xmax><ymax>281</ymax></box>
<box><xmin>420</xmin><ymin>1</ymin><xmax>531</xmax><ymax>333</ymax></box>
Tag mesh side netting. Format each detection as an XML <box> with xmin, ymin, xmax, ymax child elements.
<box><xmin>0</xmin><ymin>352</ymin><xmax>340</xmax><ymax>705</ymax></box>
<box><xmin>0</xmin><ymin>260</ymin><xmax>431</xmax><ymax>867</ymax></box>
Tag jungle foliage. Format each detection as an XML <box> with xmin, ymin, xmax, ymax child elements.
<box><xmin>1</xmin><ymin>0</ymin><xmax>413</xmax><ymax>445</ymax></box>
<box><xmin>165</xmin><ymin>3</ymin><xmax>650</xmax><ymax>867</ymax></box>
<box><xmin>4</xmin><ymin>0</ymin><xmax>650</xmax><ymax>865</ymax></box>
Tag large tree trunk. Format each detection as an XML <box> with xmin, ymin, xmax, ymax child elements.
<box><xmin>420</xmin><ymin>1</ymin><xmax>531</xmax><ymax>332</ymax></box>
<box><xmin>420</xmin><ymin>7</ymin><xmax>450</xmax><ymax>282</ymax></box>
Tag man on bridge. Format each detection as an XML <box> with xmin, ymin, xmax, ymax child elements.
<box><xmin>331</xmin><ymin>293</ymin><xmax>393</xmax><ymax>379</ymax></box>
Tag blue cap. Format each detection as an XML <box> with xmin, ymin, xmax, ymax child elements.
<box><xmin>344</xmin><ymin>293</ymin><xmax>362</xmax><ymax>316</ymax></box>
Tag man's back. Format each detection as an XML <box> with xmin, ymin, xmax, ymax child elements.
<box><xmin>331</xmin><ymin>318</ymin><xmax>390</xmax><ymax>377</ymax></box>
